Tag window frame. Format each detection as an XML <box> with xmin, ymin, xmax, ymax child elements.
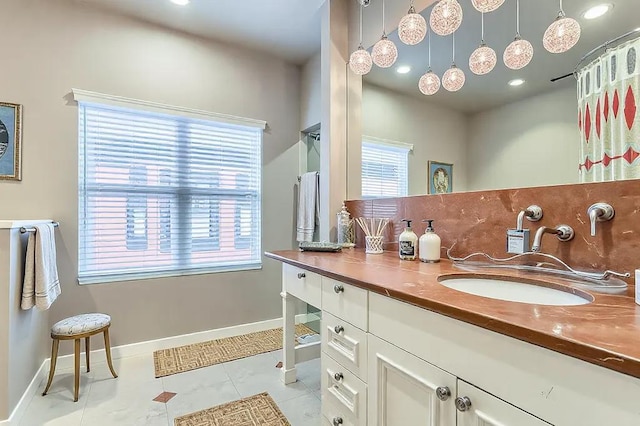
<box><xmin>74</xmin><ymin>89</ymin><xmax>266</xmax><ymax>285</ymax></box>
<box><xmin>361</xmin><ymin>136</ymin><xmax>413</xmax><ymax>199</ymax></box>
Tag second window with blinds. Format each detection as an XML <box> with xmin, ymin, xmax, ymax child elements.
<box><xmin>76</xmin><ymin>95</ymin><xmax>264</xmax><ymax>284</ymax></box>
<box><xmin>361</xmin><ymin>139</ymin><xmax>412</xmax><ymax>198</ymax></box>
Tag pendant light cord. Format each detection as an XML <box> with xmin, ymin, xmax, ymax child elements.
<box><xmin>359</xmin><ymin>2</ymin><xmax>363</xmax><ymax>46</ymax></box>
<box><xmin>516</xmin><ymin>0</ymin><xmax>521</xmax><ymax>37</ymax></box>
<box><xmin>428</xmin><ymin>31</ymin><xmax>432</xmax><ymax>68</ymax></box>
<box><xmin>381</xmin><ymin>0</ymin><xmax>386</xmax><ymax>36</ymax></box>
<box><xmin>452</xmin><ymin>32</ymin><xmax>456</xmax><ymax>64</ymax></box>
<box><xmin>481</xmin><ymin>12</ymin><xmax>485</xmax><ymax>44</ymax></box>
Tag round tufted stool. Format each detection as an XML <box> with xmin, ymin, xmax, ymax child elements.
<box><xmin>42</xmin><ymin>313</ymin><xmax>118</xmax><ymax>402</ymax></box>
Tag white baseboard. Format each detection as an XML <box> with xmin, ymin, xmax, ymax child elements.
<box><xmin>54</xmin><ymin>313</ymin><xmax>314</xmax><ymax>371</ymax></box>
<box><xmin>1</xmin><ymin>360</ymin><xmax>48</xmax><ymax>426</ymax></box>
<box><xmin>2</xmin><ymin>313</ymin><xmax>318</xmax><ymax>425</ymax></box>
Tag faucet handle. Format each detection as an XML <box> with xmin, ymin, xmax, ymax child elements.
<box><xmin>587</xmin><ymin>203</ymin><xmax>615</xmax><ymax>237</ymax></box>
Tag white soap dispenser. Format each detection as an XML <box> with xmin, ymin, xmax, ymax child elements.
<box><xmin>419</xmin><ymin>220</ymin><xmax>441</xmax><ymax>263</ymax></box>
<box><xmin>398</xmin><ymin>219</ymin><xmax>418</xmax><ymax>261</ymax></box>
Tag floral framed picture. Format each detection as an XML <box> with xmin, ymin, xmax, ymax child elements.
<box><xmin>428</xmin><ymin>161</ymin><xmax>453</xmax><ymax>194</ymax></box>
<box><xmin>0</xmin><ymin>102</ymin><xmax>22</xmax><ymax>181</ymax></box>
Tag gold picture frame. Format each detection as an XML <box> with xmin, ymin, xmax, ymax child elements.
<box><xmin>0</xmin><ymin>102</ymin><xmax>22</xmax><ymax>181</ymax></box>
<box><xmin>427</xmin><ymin>161</ymin><xmax>453</xmax><ymax>194</ymax></box>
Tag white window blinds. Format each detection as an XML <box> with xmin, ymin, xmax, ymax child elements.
<box><xmin>362</xmin><ymin>140</ymin><xmax>410</xmax><ymax>198</ymax></box>
<box><xmin>78</xmin><ymin>99</ymin><xmax>263</xmax><ymax>284</ymax></box>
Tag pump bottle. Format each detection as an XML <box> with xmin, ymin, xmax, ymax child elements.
<box><xmin>398</xmin><ymin>219</ymin><xmax>418</xmax><ymax>261</ymax></box>
<box><xmin>419</xmin><ymin>220</ymin><xmax>441</xmax><ymax>263</ymax></box>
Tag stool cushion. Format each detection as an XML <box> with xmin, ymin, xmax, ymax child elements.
<box><xmin>52</xmin><ymin>313</ymin><xmax>111</xmax><ymax>336</ymax></box>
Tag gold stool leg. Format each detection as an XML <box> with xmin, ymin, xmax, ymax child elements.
<box><xmin>74</xmin><ymin>339</ymin><xmax>80</xmax><ymax>402</ymax></box>
<box><xmin>103</xmin><ymin>328</ymin><xmax>118</xmax><ymax>378</ymax></box>
<box><xmin>42</xmin><ymin>339</ymin><xmax>59</xmax><ymax>396</ymax></box>
<box><xmin>85</xmin><ymin>336</ymin><xmax>90</xmax><ymax>373</ymax></box>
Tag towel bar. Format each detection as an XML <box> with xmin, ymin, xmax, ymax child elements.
<box><xmin>20</xmin><ymin>222</ymin><xmax>59</xmax><ymax>234</ymax></box>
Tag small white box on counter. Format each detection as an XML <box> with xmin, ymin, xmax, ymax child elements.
<box><xmin>636</xmin><ymin>270</ymin><xmax>640</xmax><ymax>306</ymax></box>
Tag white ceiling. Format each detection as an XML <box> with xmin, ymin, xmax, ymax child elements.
<box><xmin>75</xmin><ymin>0</ymin><xmax>324</xmax><ymax>64</ymax></box>
<box><xmin>364</xmin><ymin>0</ymin><xmax>639</xmax><ymax>113</ymax></box>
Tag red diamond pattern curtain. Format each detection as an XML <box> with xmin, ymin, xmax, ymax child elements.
<box><xmin>578</xmin><ymin>37</ymin><xmax>640</xmax><ymax>182</ymax></box>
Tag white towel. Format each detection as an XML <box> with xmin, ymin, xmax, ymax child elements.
<box><xmin>21</xmin><ymin>224</ymin><xmax>61</xmax><ymax>311</ymax></box>
<box><xmin>296</xmin><ymin>171</ymin><xmax>319</xmax><ymax>243</ymax></box>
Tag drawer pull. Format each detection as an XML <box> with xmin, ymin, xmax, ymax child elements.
<box><xmin>332</xmin><ymin>417</ymin><xmax>343</xmax><ymax>426</ymax></box>
<box><xmin>455</xmin><ymin>396</ymin><xmax>472</xmax><ymax>412</ymax></box>
<box><xmin>334</xmin><ymin>372</ymin><xmax>344</xmax><ymax>381</ymax></box>
<box><xmin>297</xmin><ymin>272</ymin><xmax>306</xmax><ymax>279</ymax></box>
<box><xmin>334</xmin><ymin>325</ymin><xmax>344</xmax><ymax>334</ymax></box>
<box><xmin>333</xmin><ymin>284</ymin><xmax>345</xmax><ymax>294</ymax></box>
<box><xmin>436</xmin><ymin>386</ymin><xmax>451</xmax><ymax>401</ymax></box>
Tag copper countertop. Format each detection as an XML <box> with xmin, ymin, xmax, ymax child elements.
<box><xmin>265</xmin><ymin>249</ymin><xmax>640</xmax><ymax>379</ymax></box>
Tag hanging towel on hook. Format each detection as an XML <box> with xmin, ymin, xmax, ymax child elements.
<box><xmin>21</xmin><ymin>223</ymin><xmax>61</xmax><ymax>310</ymax></box>
<box><xmin>297</xmin><ymin>172</ymin><xmax>319</xmax><ymax>243</ymax></box>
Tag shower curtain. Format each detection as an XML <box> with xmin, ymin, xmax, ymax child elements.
<box><xmin>578</xmin><ymin>37</ymin><xmax>640</xmax><ymax>182</ymax></box>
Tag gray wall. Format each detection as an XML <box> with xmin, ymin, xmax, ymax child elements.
<box><xmin>0</xmin><ymin>229</ymin><xmax>49</xmax><ymax>420</ymax></box>
<box><xmin>467</xmin><ymin>86</ymin><xmax>579</xmax><ymax>191</ymax></box>
<box><xmin>0</xmin><ymin>0</ymin><xmax>301</xmax><ymax>355</ymax></box>
<box><xmin>362</xmin><ymin>83</ymin><xmax>469</xmax><ymax>195</ymax></box>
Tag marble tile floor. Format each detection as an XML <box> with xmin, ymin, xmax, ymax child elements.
<box><xmin>18</xmin><ymin>350</ymin><xmax>321</xmax><ymax>426</ymax></box>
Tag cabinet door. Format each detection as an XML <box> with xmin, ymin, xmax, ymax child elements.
<box><xmin>456</xmin><ymin>381</ymin><xmax>551</xmax><ymax>426</ymax></box>
<box><xmin>368</xmin><ymin>335</ymin><xmax>457</xmax><ymax>426</ymax></box>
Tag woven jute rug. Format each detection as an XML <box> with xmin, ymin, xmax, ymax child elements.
<box><xmin>174</xmin><ymin>392</ymin><xmax>290</xmax><ymax>426</ymax></box>
<box><xmin>154</xmin><ymin>324</ymin><xmax>316</xmax><ymax>378</ymax></box>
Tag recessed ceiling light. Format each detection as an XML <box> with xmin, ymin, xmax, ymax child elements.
<box><xmin>396</xmin><ymin>65</ymin><xmax>412</xmax><ymax>74</ymax></box>
<box><xmin>170</xmin><ymin>0</ymin><xmax>190</xmax><ymax>5</ymax></box>
<box><xmin>583</xmin><ymin>4</ymin><xmax>613</xmax><ymax>20</ymax></box>
<box><xmin>508</xmin><ymin>78</ymin><xmax>525</xmax><ymax>87</ymax></box>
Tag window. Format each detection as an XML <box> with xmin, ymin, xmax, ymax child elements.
<box><xmin>361</xmin><ymin>139</ymin><xmax>411</xmax><ymax>198</ymax></box>
<box><xmin>76</xmin><ymin>90</ymin><xmax>264</xmax><ymax>284</ymax></box>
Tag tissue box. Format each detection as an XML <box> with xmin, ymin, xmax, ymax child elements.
<box><xmin>636</xmin><ymin>270</ymin><xmax>640</xmax><ymax>306</ymax></box>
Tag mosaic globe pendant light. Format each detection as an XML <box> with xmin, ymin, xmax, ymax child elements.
<box><xmin>372</xmin><ymin>0</ymin><xmax>398</xmax><ymax>68</ymax></box>
<box><xmin>469</xmin><ymin>12</ymin><xmax>497</xmax><ymax>75</ymax></box>
<box><xmin>398</xmin><ymin>1</ymin><xmax>428</xmax><ymax>46</ymax></box>
<box><xmin>443</xmin><ymin>32</ymin><xmax>466</xmax><ymax>92</ymax></box>
<box><xmin>349</xmin><ymin>2</ymin><xmax>372</xmax><ymax>75</ymax></box>
<box><xmin>430</xmin><ymin>0</ymin><xmax>463</xmax><ymax>37</ymax></box>
<box><xmin>504</xmin><ymin>0</ymin><xmax>533</xmax><ymax>70</ymax></box>
<box><xmin>543</xmin><ymin>0</ymin><xmax>581</xmax><ymax>53</ymax></box>
<box><xmin>419</xmin><ymin>32</ymin><xmax>441</xmax><ymax>95</ymax></box>
<box><xmin>471</xmin><ymin>0</ymin><xmax>505</xmax><ymax>13</ymax></box>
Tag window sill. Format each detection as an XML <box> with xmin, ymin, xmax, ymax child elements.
<box><xmin>78</xmin><ymin>263</ymin><xmax>262</xmax><ymax>285</ymax></box>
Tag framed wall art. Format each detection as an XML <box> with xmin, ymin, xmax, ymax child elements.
<box><xmin>428</xmin><ymin>161</ymin><xmax>453</xmax><ymax>194</ymax></box>
<box><xmin>0</xmin><ymin>102</ymin><xmax>22</xmax><ymax>181</ymax></box>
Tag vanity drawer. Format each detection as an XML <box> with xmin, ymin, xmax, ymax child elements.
<box><xmin>283</xmin><ymin>263</ymin><xmax>321</xmax><ymax>308</ymax></box>
<box><xmin>322</xmin><ymin>278</ymin><xmax>368</xmax><ymax>331</ymax></box>
<box><xmin>321</xmin><ymin>354</ymin><xmax>367</xmax><ymax>426</ymax></box>
<box><xmin>322</xmin><ymin>312</ymin><xmax>368</xmax><ymax>381</ymax></box>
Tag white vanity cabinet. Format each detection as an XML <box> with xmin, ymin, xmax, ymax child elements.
<box><xmin>320</xmin><ymin>277</ymin><xmax>369</xmax><ymax>426</ymax></box>
<box><xmin>279</xmin><ymin>263</ymin><xmax>640</xmax><ymax>426</ymax></box>
<box><xmin>367</xmin><ymin>335</ymin><xmax>548</xmax><ymax>426</ymax></box>
<box><xmin>367</xmin><ymin>334</ymin><xmax>457</xmax><ymax>426</ymax></box>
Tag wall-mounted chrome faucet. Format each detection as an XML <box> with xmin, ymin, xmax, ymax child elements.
<box><xmin>531</xmin><ymin>225</ymin><xmax>574</xmax><ymax>253</ymax></box>
<box><xmin>587</xmin><ymin>203</ymin><xmax>615</xmax><ymax>236</ymax></box>
<box><xmin>516</xmin><ymin>205</ymin><xmax>543</xmax><ymax>231</ymax></box>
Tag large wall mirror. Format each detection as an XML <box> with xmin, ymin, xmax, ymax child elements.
<box><xmin>355</xmin><ymin>0</ymin><xmax>638</xmax><ymax>195</ymax></box>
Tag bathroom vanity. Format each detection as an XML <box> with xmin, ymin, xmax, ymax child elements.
<box><xmin>266</xmin><ymin>249</ymin><xmax>640</xmax><ymax>426</ymax></box>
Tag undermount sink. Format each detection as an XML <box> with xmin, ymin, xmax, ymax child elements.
<box><xmin>438</xmin><ymin>276</ymin><xmax>593</xmax><ymax>306</ymax></box>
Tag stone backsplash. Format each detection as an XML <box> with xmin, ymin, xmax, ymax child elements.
<box><xmin>345</xmin><ymin>180</ymin><xmax>640</xmax><ymax>282</ymax></box>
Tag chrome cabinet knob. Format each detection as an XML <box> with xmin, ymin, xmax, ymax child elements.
<box><xmin>333</xmin><ymin>284</ymin><xmax>344</xmax><ymax>294</ymax></box>
<box><xmin>436</xmin><ymin>386</ymin><xmax>451</xmax><ymax>401</ymax></box>
<box><xmin>455</xmin><ymin>396</ymin><xmax>472</xmax><ymax>412</ymax></box>
<box><xmin>332</xmin><ymin>418</ymin><xmax>343</xmax><ymax>426</ymax></box>
<box><xmin>297</xmin><ymin>272</ymin><xmax>306</xmax><ymax>279</ymax></box>
<box><xmin>334</xmin><ymin>325</ymin><xmax>344</xmax><ymax>334</ymax></box>
<box><xmin>334</xmin><ymin>372</ymin><xmax>344</xmax><ymax>381</ymax></box>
